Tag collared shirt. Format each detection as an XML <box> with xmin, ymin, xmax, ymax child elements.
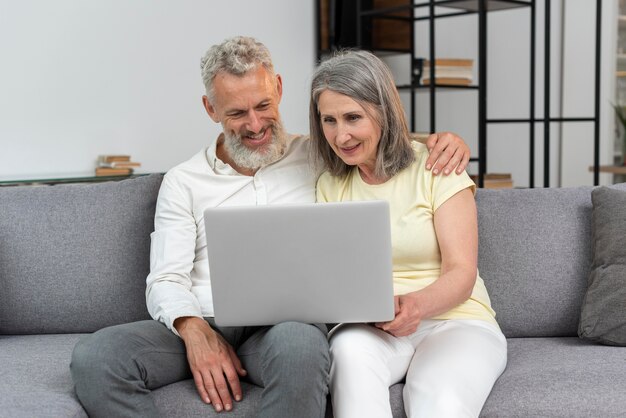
<box><xmin>146</xmin><ymin>134</ymin><xmax>318</xmax><ymax>335</ymax></box>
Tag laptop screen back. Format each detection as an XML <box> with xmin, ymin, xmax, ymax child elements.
<box><xmin>204</xmin><ymin>200</ymin><xmax>394</xmax><ymax>326</ymax></box>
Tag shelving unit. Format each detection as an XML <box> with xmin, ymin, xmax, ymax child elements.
<box><xmin>316</xmin><ymin>0</ymin><xmax>413</xmax><ymax>61</ymax></box>
<box><xmin>316</xmin><ymin>0</ymin><xmax>603</xmax><ymax>187</ymax></box>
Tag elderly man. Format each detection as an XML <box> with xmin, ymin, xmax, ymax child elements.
<box><xmin>70</xmin><ymin>36</ymin><xmax>470</xmax><ymax>418</ymax></box>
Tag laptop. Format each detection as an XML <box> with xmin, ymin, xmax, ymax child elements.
<box><xmin>203</xmin><ymin>200</ymin><xmax>395</xmax><ymax>326</ymax></box>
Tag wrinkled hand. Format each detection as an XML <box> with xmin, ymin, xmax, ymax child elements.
<box><xmin>425</xmin><ymin>132</ymin><xmax>471</xmax><ymax>176</ymax></box>
<box><xmin>175</xmin><ymin>317</ymin><xmax>247</xmax><ymax>412</ymax></box>
<box><xmin>375</xmin><ymin>294</ymin><xmax>422</xmax><ymax>337</ymax></box>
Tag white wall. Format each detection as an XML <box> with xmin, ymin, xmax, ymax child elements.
<box><xmin>0</xmin><ymin>0</ymin><xmax>315</xmax><ymax>180</ymax></box>
<box><xmin>1</xmin><ymin>0</ymin><xmax>616</xmax><ymax>187</ymax></box>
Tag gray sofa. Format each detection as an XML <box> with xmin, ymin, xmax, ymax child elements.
<box><xmin>1</xmin><ymin>173</ymin><xmax>625</xmax><ymax>417</ymax></box>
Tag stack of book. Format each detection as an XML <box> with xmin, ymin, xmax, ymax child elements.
<box><xmin>96</xmin><ymin>155</ymin><xmax>141</xmax><ymax>176</ymax></box>
<box><xmin>421</xmin><ymin>58</ymin><xmax>474</xmax><ymax>86</ymax></box>
<box><xmin>470</xmin><ymin>173</ymin><xmax>513</xmax><ymax>189</ymax></box>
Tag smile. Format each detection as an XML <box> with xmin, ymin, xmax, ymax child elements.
<box><xmin>339</xmin><ymin>143</ymin><xmax>361</xmax><ymax>155</ymax></box>
<box><xmin>243</xmin><ymin>128</ymin><xmax>271</xmax><ymax>145</ymax></box>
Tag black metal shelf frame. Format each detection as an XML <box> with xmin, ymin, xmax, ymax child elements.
<box><xmin>347</xmin><ymin>0</ymin><xmax>602</xmax><ymax>187</ymax></box>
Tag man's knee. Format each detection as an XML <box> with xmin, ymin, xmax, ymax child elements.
<box><xmin>267</xmin><ymin>322</ymin><xmax>329</xmax><ymax>353</ymax></box>
<box><xmin>71</xmin><ymin>325</ymin><xmax>128</xmax><ymax>383</ymax></box>
<box><xmin>264</xmin><ymin>322</ymin><xmax>330</xmax><ymax>377</ymax></box>
<box><xmin>71</xmin><ymin>321</ymin><xmax>160</xmax><ymax>385</ymax></box>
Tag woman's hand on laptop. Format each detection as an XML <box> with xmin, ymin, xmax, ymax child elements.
<box><xmin>174</xmin><ymin>316</ymin><xmax>247</xmax><ymax>412</ymax></box>
<box><xmin>374</xmin><ymin>294</ymin><xmax>423</xmax><ymax>337</ymax></box>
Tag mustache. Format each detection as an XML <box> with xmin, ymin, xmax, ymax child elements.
<box><xmin>239</xmin><ymin>124</ymin><xmax>272</xmax><ymax>138</ymax></box>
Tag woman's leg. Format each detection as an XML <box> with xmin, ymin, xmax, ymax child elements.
<box><xmin>403</xmin><ymin>320</ymin><xmax>507</xmax><ymax>418</ymax></box>
<box><xmin>329</xmin><ymin>323</ymin><xmax>414</xmax><ymax>418</ymax></box>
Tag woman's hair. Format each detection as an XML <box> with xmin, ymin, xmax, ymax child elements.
<box><xmin>309</xmin><ymin>50</ymin><xmax>415</xmax><ymax>179</ymax></box>
<box><xmin>200</xmin><ymin>36</ymin><xmax>275</xmax><ymax>104</ymax></box>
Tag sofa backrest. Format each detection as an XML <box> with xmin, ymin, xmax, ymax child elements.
<box><xmin>0</xmin><ymin>174</ymin><xmax>163</xmax><ymax>335</ymax></box>
<box><xmin>476</xmin><ymin>182</ymin><xmax>626</xmax><ymax>338</ymax></box>
<box><xmin>2</xmin><ymin>173</ymin><xmax>623</xmax><ymax>338</ymax></box>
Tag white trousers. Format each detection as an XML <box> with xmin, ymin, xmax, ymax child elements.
<box><xmin>329</xmin><ymin>319</ymin><xmax>507</xmax><ymax>418</ymax></box>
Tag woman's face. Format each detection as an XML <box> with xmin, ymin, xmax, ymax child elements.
<box><xmin>317</xmin><ymin>90</ymin><xmax>381</xmax><ymax>173</ymax></box>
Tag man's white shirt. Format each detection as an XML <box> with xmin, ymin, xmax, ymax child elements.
<box><xmin>146</xmin><ymin>134</ymin><xmax>318</xmax><ymax>335</ymax></box>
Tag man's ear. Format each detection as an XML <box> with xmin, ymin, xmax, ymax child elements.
<box><xmin>203</xmin><ymin>95</ymin><xmax>220</xmax><ymax>123</ymax></box>
<box><xmin>275</xmin><ymin>74</ymin><xmax>283</xmax><ymax>103</ymax></box>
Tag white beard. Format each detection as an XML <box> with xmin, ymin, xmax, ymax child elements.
<box><xmin>223</xmin><ymin>119</ymin><xmax>287</xmax><ymax>171</ymax></box>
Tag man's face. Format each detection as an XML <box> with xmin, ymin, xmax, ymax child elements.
<box><xmin>204</xmin><ymin>66</ymin><xmax>286</xmax><ymax>171</ymax></box>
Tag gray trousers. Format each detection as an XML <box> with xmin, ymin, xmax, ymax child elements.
<box><xmin>70</xmin><ymin>319</ymin><xmax>329</xmax><ymax>418</ymax></box>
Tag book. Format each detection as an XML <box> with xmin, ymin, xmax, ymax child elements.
<box><xmin>422</xmin><ymin>67</ymin><xmax>473</xmax><ymax>79</ymax></box>
<box><xmin>99</xmin><ymin>155</ymin><xmax>131</xmax><ymax>163</ymax></box>
<box><xmin>420</xmin><ymin>58</ymin><xmax>474</xmax><ymax>85</ymax></box>
<box><xmin>470</xmin><ymin>173</ymin><xmax>513</xmax><ymax>189</ymax></box>
<box><xmin>424</xmin><ymin>58</ymin><xmax>473</xmax><ymax>67</ymax></box>
<box><xmin>482</xmin><ymin>179</ymin><xmax>514</xmax><ymax>189</ymax></box>
<box><xmin>422</xmin><ymin>78</ymin><xmax>472</xmax><ymax>86</ymax></box>
<box><xmin>481</xmin><ymin>173</ymin><xmax>512</xmax><ymax>180</ymax></box>
<box><xmin>96</xmin><ymin>155</ymin><xmax>141</xmax><ymax>173</ymax></box>
<box><xmin>98</xmin><ymin>161</ymin><xmax>142</xmax><ymax>168</ymax></box>
<box><xmin>95</xmin><ymin>167</ymin><xmax>133</xmax><ymax>177</ymax></box>
<box><xmin>470</xmin><ymin>173</ymin><xmax>512</xmax><ymax>180</ymax></box>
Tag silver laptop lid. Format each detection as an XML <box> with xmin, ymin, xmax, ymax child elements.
<box><xmin>204</xmin><ymin>200</ymin><xmax>394</xmax><ymax>326</ymax></box>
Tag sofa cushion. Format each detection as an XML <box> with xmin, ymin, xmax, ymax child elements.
<box><xmin>386</xmin><ymin>337</ymin><xmax>626</xmax><ymax>418</ymax></box>
<box><xmin>0</xmin><ymin>174</ymin><xmax>163</xmax><ymax>334</ymax></box>
<box><xmin>579</xmin><ymin>186</ymin><xmax>626</xmax><ymax>346</ymax></box>
<box><xmin>3</xmin><ymin>335</ymin><xmax>623</xmax><ymax>418</ymax></box>
<box><xmin>475</xmin><ymin>183</ymin><xmax>626</xmax><ymax>338</ymax></box>
<box><xmin>151</xmin><ymin>338</ymin><xmax>626</xmax><ymax>418</ymax></box>
<box><xmin>479</xmin><ymin>337</ymin><xmax>626</xmax><ymax>417</ymax></box>
<box><xmin>0</xmin><ymin>334</ymin><xmax>87</xmax><ymax>418</ymax></box>
<box><xmin>476</xmin><ymin>187</ymin><xmax>594</xmax><ymax>337</ymax></box>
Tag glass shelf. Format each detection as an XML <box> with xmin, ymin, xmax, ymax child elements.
<box><xmin>0</xmin><ymin>173</ymin><xmax>156</xmax><ymax>187</ymax></box>
<box><xmin>361</xmin><ymin>0</ymin><xmax>531</xmax><ymax>19</ymax></box>
<box><xmin>397</xmin><ymin>83</ymin><xmax>479</xmax><ymax>90</ymax></box>
<box><xmin>437</xmin><ymin>0</ymin><xmax>531</xmax><ymax>12</ymax></box>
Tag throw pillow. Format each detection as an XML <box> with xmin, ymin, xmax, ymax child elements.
<box><xmin>578</xmin><ymin>186</ymin><xmax>626</xmax><ymax>346</ymax></box>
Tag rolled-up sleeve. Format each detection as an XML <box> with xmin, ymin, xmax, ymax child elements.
<box><xmin>146</xmin><ymin>174</ymin><xmax>202</xmax><ymax>336</ymax></box>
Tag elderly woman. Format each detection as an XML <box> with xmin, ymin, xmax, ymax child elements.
<box><xmin>310</xmin><ymin>50</ymin><xmax>507</xmax><ymax>418</ymax></box>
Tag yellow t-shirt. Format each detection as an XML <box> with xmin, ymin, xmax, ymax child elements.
<box><xmin>316</xmin><ymin>141</ymin><xmax>497</xmax><ymax>324</ymax></box>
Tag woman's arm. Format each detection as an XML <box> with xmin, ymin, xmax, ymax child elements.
<box><xmin>377</xmin><ymin>188</ymin><xmax>478</xmax><ymax>337</ymax></box>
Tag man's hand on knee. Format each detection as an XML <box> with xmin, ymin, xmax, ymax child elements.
<box><xmin>425</xmin><ymin>132</ymin><xmax>471</xmax><ymax>176</ymax></box>
<box><xmin>175</xmin><ymin>316</ymin><xmax>246</xmax><ymax>412</ymax></box>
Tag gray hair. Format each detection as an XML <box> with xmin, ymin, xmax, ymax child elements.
<box><xmin>309</xmin><ymin>50</ymin><xmax>414</xmax><ymax>179</ymax></box>
<box><xmin>200</xmin><ymin>36</ymin><xmax>275</xmax><ymax>104</ymax></box>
